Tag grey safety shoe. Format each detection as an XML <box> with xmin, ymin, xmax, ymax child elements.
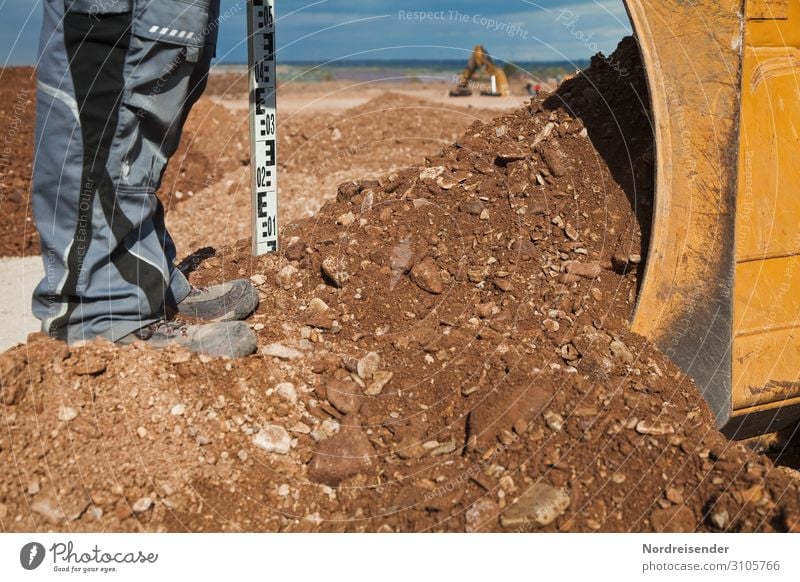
<box><xmin>119</xmin><ymin>320</ymin><xmax>257</xmax><ymax>359</ymax></box>
<box><xmin>177</xmin><ymin>279</ymin><xmax>259</xmax><ymax>322</ymax></box>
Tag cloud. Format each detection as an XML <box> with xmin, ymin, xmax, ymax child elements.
<box><xmin>0</xmin><ymin>0</ymin><xmax>633</xmax><ymax>65</ymax></box>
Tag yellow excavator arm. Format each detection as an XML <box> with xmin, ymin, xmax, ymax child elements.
<box><xmin>451</xmin><ymin>44</ymin><xmax>511</xmax><ymax>97</ymax></box>
<box><xmin>623</xmin><ymin>0</ymin><xmax>800</xmax><ymax>438</ymax></box>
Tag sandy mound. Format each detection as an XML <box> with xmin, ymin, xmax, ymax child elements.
<box><xmin>2</xmin><ymin>38</ymin><xmax>799</xmax><ymax>533</ymax></box>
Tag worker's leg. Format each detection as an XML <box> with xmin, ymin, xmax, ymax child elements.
<box><xmin>31</xmin><ymin>0</ymin><xmax>220</xmax><ymax>343</ymax></box>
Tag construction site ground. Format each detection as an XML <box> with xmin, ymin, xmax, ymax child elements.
<box><xmin>1</xmin><ymin>39</ymin><xmax>800</xmax><ymax>533</ymax></box>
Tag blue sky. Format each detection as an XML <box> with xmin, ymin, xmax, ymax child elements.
<box><xmin>1</xmin><ymin>0</ymin><xmax>631</xmax><ymax>66</ymax></box>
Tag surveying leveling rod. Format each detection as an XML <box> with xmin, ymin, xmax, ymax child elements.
<box><xmin>247</xmin><ymin>0</ymin><xmax>278</xmax><ymax>256</ymax></box>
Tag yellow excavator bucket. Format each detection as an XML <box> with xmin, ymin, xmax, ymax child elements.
<box><xmin>625</xmin><ymin>0</ymin><xmax>800</xmax><ymax>438</ymax></box>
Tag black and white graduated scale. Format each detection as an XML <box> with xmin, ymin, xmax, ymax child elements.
<box><xmin>247</xmin><ymin>0</ymin><xmax>278</xmax><ymax>255</ymax></box>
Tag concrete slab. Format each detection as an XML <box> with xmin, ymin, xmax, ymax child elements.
<box><xmin>0</xmin><ymin>257</ymin><xmax>43</xmax><ymax>353</ymax></box>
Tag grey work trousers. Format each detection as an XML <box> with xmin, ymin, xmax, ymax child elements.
<box><xmin>31</xmin><ymin>0</ymin><xmax>220</xmax><ymax>343</ymax></box>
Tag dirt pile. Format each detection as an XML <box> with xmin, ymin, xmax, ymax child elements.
<box><xmin>167</xmin><ymin>92</ymin><xmax>500</xmax><ymax>252</ymax></box>
<box><xmin>159</xmin><ymin>98</ymin><xmax>250</xmax><ymax>213</ymax></box>
<box><xmin>0</xmin><ymin>70</ymin><xmax>249</xmax><ymax>258</ymax></box>
<box><xmin>2</xmin><ymin>38</ymin><xmax>799</xmax><ymax>533</ymax></box>
<box><xmin>0</xmin><ymin>67</ymin><xmax>37</xmax><ymax>256</ymax></box>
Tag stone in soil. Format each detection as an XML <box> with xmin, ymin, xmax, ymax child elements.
<box><xmin>308</xmin><ymin>419</ymin><xmax>376</xmax><ymax>486</ymax></box>
<box><xmin>253</xmin><ymin>424</ymin><xmax>292</xmax><ymax>455</ymax></box>
<box><xmin>650</xmin><ymin>506</ymin><xmax>697</xmax><ymax>533</ymax></box>
<box><xmin>409</xmin><ymin>257</ymin><xmax>444</xmax><ymax>294</ymax></box>
<box><xmin>500</xmin><ymin>483</ymin><xmax>570</xmax><ymax>528</ymax></box>
<box><xmin>325</xmin><ymin>379</ymin><xmax>364</xmax><ymax>414</ymax></box>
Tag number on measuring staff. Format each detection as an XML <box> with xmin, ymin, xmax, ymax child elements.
<box><xmin>259</xmin><ymin>113</ymin><xmax>276</xmax><ymax>138</ymax></box>
<box><xmin>256</xmin><ymin>165</ymin><xmax>272</xmax><ymax>189</ymax></box>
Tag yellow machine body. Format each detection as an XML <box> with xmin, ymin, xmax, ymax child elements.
<box><xmin>452</xmin><ymin>44</ymin><xmax>511</xmax><ymax>97</ymax></box>
<box><xmin>624</xmin><ymin>0</ymin><xmax>800</xmax><ymax>438</ymax></box>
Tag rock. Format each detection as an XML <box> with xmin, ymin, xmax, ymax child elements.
<box><xmin>337</xmin><ymin>180</ymin><xmax>360</xmax><ymax>202</ymax></box>
<box><xmin>665</xmin><ymin>487</ymin><xmax>684</xmax><ymax>505</ymax></box>
<box><xmin>275</xmin><ymin>382</ymin><xmax>297</xmax><ymax>405</ymax></box>
<box><xmin>31</xmin><ymin>496</ymin><xmax>67</xmax><ymax>525</ymax></box>
<box><xmin>511</xmin><ymin>239</ymin><xmax>536</xmax><ymax>261</ymax></box>
<box><xmin>540</xmin><ymin>146</ymin><xmax>567</xmax><ymax>177</ymax></box>
<box><xmin>409</xmin><ymin>257</ymin><xmax>444</xmax><ymax>294</ymax></box>
<box><xmin>428</xmin><ymin>439</ymin><xmax>457</xmax><ymax>456</ymax></box>
<box><xmin>326</xmin><ymin>379</ymin><xmax>364</xmax><ymax>414</ymax></box>
<box><xmin>560</xmin><ymin>343</ymin><xmax>580</xmax><ymax>362</ymax></box>
<box><xmin>169</xmin><ymin>350</ymin><xmax>192</xmax><ymax>364</ymax></box>
<box><xmin>170</xmin><ymin>404</ymin><xmax>185</xmax><ymax>416</ymax></box>
<box><xmin>650</xmin><ymin>506</ymin><xmax>697</xmax><ymax>532</ymax></box>
<box><xmin>611</xmin><ymin>253</ymin><xmax>637</xmax><ymax>274</ymax></box>
<box><xmin>500</xmin><ymin>483</ymin><xmax>570</xmax><ymax>528</ymax></box>
<box><xmin>436</xmin><ymin>176</ymin><xmax>457</xmax><ymax>190</ymax></box>
<box><xmin>253</xmin><ymin>424</ymin><xmax>292</xmax><ymax>455</ymax></box>
<box><xmin>467</xmin><ymin>266</ymin><xmax>488</xmax><ymax>284</ymax></box>
<box><xmin>531</xmin><ymin>122</ymin><xmax>554</xmax><ymax>148</ymax></box>
<box><xmin>321</xmin><ymin>256</ymin><xmax>349</xmax><ymax>288</ymax></box>
<box><xmin>494</xmin><ymin>278</ymin><xmax>514</xmax><ymax>292</ymax></box>
<box><xmin>290</xmin><ymin>422</ymin><xmax>311</xmax><ymax>435</ymax></box>
<box><xmin>459</xmin><ymin>200</ymin><xmax>484</xmax><ymax>216</ymax></box>
<box><xmin>610</xmin><ymin>339</ymin><xmax>635</xmax><ymax>364</ymax></box>
<box><xmin>57</xmin><ymin>406</ymin><xmax>78</xmax><ymax>422</ymax></box>
<box><xmin>468</xmin><ymin>376</ymin><xmax>554</xmax><ymax>450</ymax></box>
<box><xmin>565</xmin><ymin>261</ymin><xmax>602</xmax><ymax>279</ymax></box>
<box><xmin>336</xmin><ymin>212</ymin><xmax>356</xmax><ymax>226</ymax></box>
<box><xmin>262</xmin><ymin>343</ymin><xmax>304</xmax><ymax>360</ymax></box>
<box><xmin>412</xmin><ymin>198</ymin><xmax>433</xmax><ymax>209</ymax></box>
<box><xmin>357</xmin><ymin>352</ymin><xmax>381</xmax><ymax>381</ymax></box>
<box><xmin>635</xmin><ymin>420</ymin><xmax>674</xmax><ymax>436</ymax></box>
<box><xmin>476</xmin><ymin>302</ymin><xmax>495</xmax><ymax>318</ymax></box>
<box><xmin>465</xmin><ymin>498</ymin><xmax>500</xmax><ymax>532</ymax></box>
<box><xmin>307</xmin><ymin>297</ymin><xmax>330</xmax><ymax>315</ymax></box>
<box><xmin>479</xmin><ymin>209</ymin><xmax>490</xmax><ymax>221</ymax></box>
<box><xmin>131</xmin><ymin>496</ymin><xmax>153</xmax><ymax>513</ymax></box>
<box><xmin>73</xmin><ymin>356</ymin><xmax>106</xmax><ymax>376</ymax></box>
<box><xmin>419</xmin><ymin>166</ymin><xmax>446</xmax><ymax>180</ymax></box>
<box><xmin>564</xmin><ymin>223</ymin><xmax>579</xmax><ymax>241</ymax></box>
<box><xmin>366</xmin><ymin>371</ymin><xmax>393</xmax><ymax>396</ymax></box>
<box><xmin>308</xmin><ymin>420</ymin><xmax>376</xmax><ymax>486</ymax></box>
<box><xmin>709</xmin><ymin>510</ymin><xmax>729</xmax><ymax>530</ymax></box>
<box><xmin>277</xmin><ymin>264</ymin><xmax>298</xmax><ymax>289</ymax></box>
<box><xmin>31</xmin><ymin>494</ymin><xmax>89</xmax><ymax>524</ymax></box>
<box><xmin>543</xmin><ymin>319</ymin><xmax>560</xmax><ymax>332</ymax></box>
<box><xmin>496</xmin><ymin>146</ymin><xmax>528</xmax><ymax>162</ymax></box>
<box><xmin>389</xmin><ymin>241</ymin><xmax>414</xmax><ymax>273</ymax></box>
<box><xmin>250</xmin><ymin>273</ymin><xmax>267</xmax><ymax>286</ymax></box>
<box><xmin>361</xmin><ymin>189</ymin><xmax>374</xmax><ymax>212</ymax></box>
<box><xmin>544</xmin><ymin>410</ymin><xmax>564</xmax><ymax>432</ymax></box>
<box><xmin>284</xmin><ymin>239</ymin><xmax>306</xmax><ymax>261</ymax></box>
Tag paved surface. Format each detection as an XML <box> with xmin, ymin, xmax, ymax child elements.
<box><xmin>0</xmin><ymin>257</ymin><xmax>42</xmax><ymax>352</ymax></box>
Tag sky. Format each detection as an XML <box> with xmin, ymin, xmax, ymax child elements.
<box><xmin>0</xmin><ymin>0</ymin><xmax>632</xmax><ymax>66</ymax></box>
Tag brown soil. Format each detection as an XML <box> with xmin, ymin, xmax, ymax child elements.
<box><xmin>2</xmin><ymin>38</ymin><xmax>800</xmax><ymax>533</ymax></box>
<box><xmin>0</xmin><ymin>67</ymin><xmax>38</xmax><ymax>256</ymax></box>
<box><xmin>0</xmin><ymin>69</ymin><xmax>247</xmax><ymax>258</ymax></box>
<box><xmin>167</xmin><ymin>92</ymin><xmax>500</xmax><ymax>253</ymax></box>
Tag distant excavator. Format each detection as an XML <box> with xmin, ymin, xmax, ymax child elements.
<box><xmin>449</xmin><ymin>44</ymin><xmax>511</xmax><ymax>97</ymax></box>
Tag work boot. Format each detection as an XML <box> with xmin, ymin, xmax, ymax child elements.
<box><xmin>119</xmin><ymin>320</ymin><xmax>258</xmax><ymax>359</ymax></box>
<box><xmin>176</xmin><ymin>279</ymin><xmax>259</xmax><ymax>322</ymax></box>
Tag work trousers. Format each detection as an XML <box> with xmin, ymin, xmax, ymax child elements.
<box><xmin>31</xmin><ymin>0</ymin><xmax>220</xmax><ymax>343</ymax></box>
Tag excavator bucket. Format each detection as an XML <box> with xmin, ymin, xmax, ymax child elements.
<box><xmin>625</xmin><ymin>0</ymin><xmax>800</xmax><ymax>438</ymax></box>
